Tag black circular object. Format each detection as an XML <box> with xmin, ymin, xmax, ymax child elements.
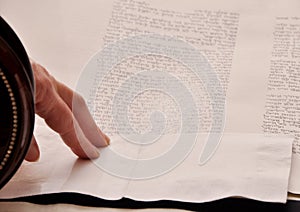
<box><xmin>0</xmin><ymin>16</ymin><xmax>35</xmax><ymax>189</ymax></box>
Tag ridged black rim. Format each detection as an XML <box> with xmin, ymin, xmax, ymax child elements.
<box><xmin>0</xmin><ymin>16</ymin><xmax>35</xmax><ymax>189</ymax></box>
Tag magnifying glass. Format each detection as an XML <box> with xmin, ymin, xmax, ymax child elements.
<box><xmin>0</xmin><ymin>16</ymin><xmax>35</xmax><ymax>189</ymax></box>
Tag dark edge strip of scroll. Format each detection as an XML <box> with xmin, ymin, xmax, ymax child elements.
<box><xmin>0</xmin><ymin>193</ymin><xmax>300</xmax><ymax>211</ymax></box>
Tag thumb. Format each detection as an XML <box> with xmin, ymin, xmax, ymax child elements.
<box><xmin>25</xmin><ymin>136</ymin><xmax>40</xmax><ymax>162</ymax></box>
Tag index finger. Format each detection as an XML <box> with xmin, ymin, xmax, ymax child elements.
<box><xmin>32</xmin><ymin>61</ymin><xmax>106</xmax><ymax>158</ymax></box>
<box><xmin>54</xmin><ymin>80</ymin><xmax>110</xmax><ymax>146</ymax></box>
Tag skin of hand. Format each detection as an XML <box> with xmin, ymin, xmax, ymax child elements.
<box><xmin>25</xmin><ymin>60</ymin><xmax>110</xmax><ymax>162</ymax></box>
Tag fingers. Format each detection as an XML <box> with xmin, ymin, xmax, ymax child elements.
<box><xmin>54</xmin><ymin>81</ymin><xmax>109</xmax><ymax>147</ymax></box>
<box><xmin>25</xmin><ymin>136</ymin><xmax>40</xmax><ymax>162</ymax></box>
<box><xmin>32</xmin><ymin>61</ymin><xmax>109</xmax><ymax>159</ymax></box>
<box><xmin>36</xmin><ymin>86</ymin><xmax>99</xmax><ymax>159</ymax></box>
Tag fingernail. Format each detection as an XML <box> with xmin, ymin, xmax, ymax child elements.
<box><xmin>90</xmin><ymin>148</ymin><xmax>100</xmax><ymax>159</ymax></box>
<box><xmin>97</xmin><ymin>128</ymin><xmax>110</xmax><ymax>146</ymax></box>
<box><xmin>103</xmin><ymin>132</ymin><xmax>110</xmax><ymax>145</ymax></box>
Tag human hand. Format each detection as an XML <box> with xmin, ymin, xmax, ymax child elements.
<box><xmin>25</xmin><ymin>60</ymin><xmax>109</xmax><ymax>162</ymax></box>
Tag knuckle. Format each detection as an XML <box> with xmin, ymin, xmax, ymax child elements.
<box><xmin>34</xmin><ymin>71</ymin><xmax>55</xmax><ymax>104</ymax></box>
